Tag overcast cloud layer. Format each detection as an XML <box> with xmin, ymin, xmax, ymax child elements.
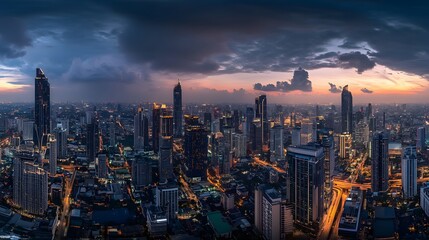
<box><xmin>0</xmin><ymin>0</ymin><xmax>429</xmax><ymax>102</ymax></box>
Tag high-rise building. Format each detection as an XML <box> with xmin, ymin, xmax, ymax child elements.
<box><xmin>34</xmin><ymin>68</ymin><xmax>51</xmax><ymax>148</ymax></box>
<box><xmin>371</xmin><ymin>131</ymin><xmax>389</xmax><ymax>192</ymax></box>
<box><xmin>184</xmin><ymin>124</ymin><xmax>208</xmax><ymax>179</ymax></box>
<box><xmin>245</xmin><ymin>107</ymin><xmax>254</xmax><ymax>137</ymax></box>
<box><xmin>270</xmin><ymin>125</ymin><xmax>284</xmax><ymax>161</ymax></box>
<box><xmin>155</xmin><ymin>184</ymin><xmax>179</xmax><ymax>222</ymax></box>
<box><xmin>159</xmin><ymin>136</ymin><xmax>173</xmax><ymax>183</ymax></box>
<box><xmin>341</xmin><ymin>85</ymin><xmax>353</xmax><ymax>134</ymax></box>
<box><xmin>109</xmin><ymin>121</ymin><xmax>116</xmax><ymax>147</ymax></box>
<box><xmin>13</xmin><ymin>152</ymin><xmax>48</xmax><ymax>216</ymax></box>
<box><xmin>402</xmin><ymin>146</ymin><xmax>417</xmax><ymax>198</ymax></box>
<box><xmin>173</xmin><ymin>81</ymin><xmax>183</xmax><ymax>137</ymax></box>
<box><xmin>86</xmin><ymin>118</ymin><xmax>99</xmax><ymax>162</ymax></box>
<box><xmin>287</xmin><ymin>144</ymin><xmax>324</xmax><ymax>233</ymax></box>
<box><xmin>134</xmin><ymin>106</ymin><xmax>148</xmax><ymax>150</ymax></box>
<box><xmin>300</xmin><ymin>118</ymin><xmax>314</xmax><ymax>145</ymax></box>
<box><xmin>250</xmin><ymin>119</ymin><xmax>263</xmax><ymax>153</ymax></box>
<box><xmin>339</xmin><ymin>133</ymin><xmax>352</xmax><ymax>159</ymax></box>
<box><xmin>420</xmin><ymin>182</ymin><xmax>429</xmax><ymax>217</ymax></box>
<box><xmin>160</xmin><ymin>114</ymin><xmax>173</xmax><ymax>137</ymax></box>
<box><xmin>232</xmin><ymin>132</ymin><xmax>247</xmax><ymax>158</ymax></box>
<box><xmin>48</xmin><ymin>135</ymin><xmax>57</xmax><ymax>176</ymax></box>
<box><xmin>291</xmin><ymin>127</ymin><xmax>301</xmax><ymax>146</ymax></box>
<box><xmin>211</xmin><ymin>132</ymin><xmax>229</xmax><ymax>176</ymax></box>
<box><xmin>152</xmin><ymin>103</ymin><xmax>166</xmax><ymax>153</ymax></box>
<box><xmin>203</xmin><ymin>112</ymin><xmax>212</xmax><ymax>132</ymax></box>
<box><xmin>254</xmin><ymin>186</ymin><xmax>293</xmax><ymax>239</ymax></box>
<box><xmin>96</xmin><ymin>153</ymin><xmax>108</xmax><ymax>178</ymax></box>
<box><xmin>255</xmin><ymin>95</ymin><xmax>268</xmax><ymax>145</ymax></box>
<box><xmin>417</xmin><ymin>127</ymin><xmax>425</xmax><ymax>152</ymax></box>
<box><xmin>55</xmin><ymin>127</ymin><xmax>67</xmax><ymax>159</ymax></box>
<box><xmin>322</xmin><ymin>134</ymin><xmax>335</xmax><ymax>210</ymax></box>
<box><xmin>132</xmin><ymin>151</ymin><xmax>158</xmax><ymax>188</ymax></box>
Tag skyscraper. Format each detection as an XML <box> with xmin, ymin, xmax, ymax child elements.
<box><xmin>132</xmin><ymin>151</ymin><xmax>157</xmax><ymax>188</ymax></box>
<box><xmin>173</xmin><ymin>81</ymin><xmax>183</xmax><ymax>137</ymax></box>
<box><xmin>34</xmin><ymin>68</ymin><xmax>50</xmax><ymax>148</ymax></box>
<box><xmin>245</xmin><ymin>107</ymin><xmax>254</xmax><ymax>136</ymax></box>
<box><xmin>96</xmin><ymin>153</ymin><xmax>108</xmax><ymax>178</ymax></box>
<box><xmin>270</xmin><ymin>125</ymin><xmax>284</xmax><ymax>161</ymax></box>
<box><xmin>152</xmin><ymin>103</ymin><xmax>166</xmax><ymax>153</ymax></box>
<box><xmin>184</xmin><ymin>124</ymin><xmax>208</xmax><ymax>179</ymax></box>
<box><xmin>371</xmin><ymin>131</ymin><xmax>389</xmax><ymax>192</ymax></box>
<box><xmin>287</xmin><ymin>144</ymin><xmax>324</xmax><ymax>234</ymax></box>
<box><xmin>48</xmin><ymin>135</ymin><xmax>57</xmax><ymax>176</ymax></box>
<box><xmin>55</xmin><ymin>126</ymin><xmax>67</xmax><ymax>159</ymax></box>
<box><xmin>13</xmin><ymin>152</ymin><xmax>48</xmax><ymax>216</ymax></box>
<box><xmin>341</xmin><ymin>85</ymin><xmax>353</xmax><ymax>134</ymax></box>
<box><xmin>402</xmin><ymin>146</ymin><xmax>417</xmax><ymax>198</ymax></box>
<box><xmin>134</xmin><ymin>106</ymin><xmax>148</xmax><ymax>150</ymax></box>
<box><xmin>255</xmin><ymin>95</ymin><xmax>268</xmax><ymax>145</ymax></box>
<box><xmin>417</xmin><ymin>127</ymin><xmax>425</xmax><ymax>152</ymax></box>
<box><xmin>86</xmin><ymin>117</ymin><xmax>99</xmax><ymax>162</ymax></box>
<box><xmin>339</xmin><ymin>132</ymin><xmax>352</xmax><ymax>159</ymax></box>
<box><xmin>155</xmin><ymin>184</ymin><xmax>179</xmax><ymax>222</ymax></box>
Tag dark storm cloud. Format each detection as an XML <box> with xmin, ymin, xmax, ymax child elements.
<box><xmin>1</xmin><ymin>0</ymin><xmax>429</xmax><ymax>94</ymax></box>
<box><xmin>338</xmin><ymin>52</ymin><xmax>375</xmax><ymax>74</ymax></box>
<box><xmin>361</xmin><ymin>88</ymin><xmax>374</xmax><ymax>94</ymax></box>
<box><xmin>254</xmin><ymin>68</ymin><xmax>312</xmax><ymax>92</ymax></box>
<box><xmin>328</xmin><ymin>83</ymin><xmax>342</xmax><ymax>93</ymax></box>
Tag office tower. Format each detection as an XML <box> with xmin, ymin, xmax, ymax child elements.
<box><xmin>160</xmin><ymin>114</ymin><xmax>173</xmax><ymax>137</ymax></box>
<box><xmin>300</xmin><ymin>118</ymin><xmax>314</xmax><ymax>145</ymax></box>
<box><xmin>371</xmin><ymin>131</ymin><xmax>389</xmax><ymax>192</ymax></box>
<box><xmin>109</xmin><ymin>121</ymin><xmax>115</xmax><ymax>147</ymax></box>
<box><xmin>417</xmin><ymin>127</ymin><xmax>425</xmax><ymax>152</ymax></box>
<box><xmin>132</xmin><ymin>152</ymin><xmax>157</xmax><ymax>188</ymax></box>
<box><xmin>270</xmin><ymin>125</ymin><xmax>284</xmax><ymax>161</ymax></box>
<box><xmin>184</xmin><ymin>124</ymin><xmax>208</xmax><ymax>179</ymax></box>
<box><xmin>152</xmin><ymin>103</ymin><xmax>166</xmax><ymax>153</ymax></box>
<box><xmin>255</xmin><ymin>95</ymin><xmax>268</xmax><ymax>145</ymax></box>
<box><xmin>48</xmin><ymin>135</ymin><xmax>57</xmax><ymax>176</ymax></box>
<box><xmin>366</xmin><ymin>103</ymin><xmax>373</xmax><ymax>119</ymax></box>
<box><xmin>173</xmin><ymin>81</ymin><xmax>183</xmax><ymax>137</ymax></box>
<box><xmin>255</xmin><ymin>186</ymin><xmax>293</xmax><ymax>239</ymax></box>
<box><xmin>322</xmin><ymin>134</ymin><xmax>335</xmax><ymax>209</ymax></box>
<box><xmin>232</xmin><ymin>133</ymin><xmax>247</xmax><ymax>158</ymax></box>
<box><xmin>13</xmin><ymin>152</ymin><xmax>48</xmax><ymax>215</ymax></box>
<box><xmin>159</xmin><ymin>136</ymin><xmax>173</xmax><ymax>183</ymax></box>
<box><xmin>341</xmin><ymin>85</ymin><xmax>353</xmax><ymax>133</ymax></box>
<box><xmin>232</xmin><ymin>109</ymin><xmax>240</xmax><ymax>132</ymax></box>
<box><xmin>155</xmin><ymin>184</ymin><xmax>179</xmax><ymax>222</ymax></box>
<box><xmin>402</xmin><ymin>146</ymin><xmax>417</xmax><ymax>198</ymax></box>
<box><xmin>211</xmin><ymin>132</ymin><xmax>229</xmax><ymax>176</ymax></box>
<box><xmin>86</xmin><ymin>117</ymin><xmax>99</xmax><ymax>162</ymax></box>
<box><xmin>203</xmin><ymin>112</ymin><xmax>212</xmax><ymax>132</ymax></box>
<box><xmin>134</xmin><ymin>106</ymin><xmax>148</xmax><ymax>150</ymax></box>
<box><xmin>291</xmin><ymin>127</ymin><xmax>301</xmax><ymax>146</ymax></box>
<box><xmin>354</xmin><ymin>121</ymin><xmax>369</xmax><ymax>147</ymax></box>
<box><xmin>96</xmin><ymin>154</ymin><xmax>108</xmax><ymax>178</ymax></box>
<box><xmin>339</xmin><ymin>133</ymin><xmax>352</xmax><ymax>159</ymax></box>
<box><xmin>250</xmin><ymin>119</ymin><xmax>263</xmax><ymax>152</ymax></box>
<box><xmin>54</xmin><ymin>127</ymin><xmax>67</xmax><ymax>159</ymax></box>
<box><xmin>34</xmin><ymin>68</ymin><xmax>51</xmax><ymax>148</ymax></box>
<box><xmin>287</xmin><ymin>144</ymin><xmax>324</xmax><ymax>233</ymax></box>
<box><xmin>85</xmin><ymin>110</ymin><xmax>95</xmax><ymax>124</ymax></box>
<box><xmin>245</xmin><ymin>107</ymin><xmax>254</xmax><ymax>136</ymax></box>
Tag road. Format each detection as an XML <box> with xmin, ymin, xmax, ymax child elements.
<box><xmin>332</xmin><ymin>191</ymin><xmax>348</xmax><ymax>238</ymax></box>
<box><xmin>252</xmin><ymin>156</ymin><xmax>286</xmax><ymax>173</ymax></box>
<box><xmin>55</xmin><ymin>167</ymin><xmax>76</xmax><ymax>239</ymax></box>
<box><xmin>319</xmin><ymin>187</ymin><xmax>342</xmax><ymax>240</ymax></box>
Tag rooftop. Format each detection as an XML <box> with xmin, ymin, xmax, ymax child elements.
<box><xmin>207</xmin><ymin>211</ymin><xmax>232</xmax><ymax>236</ymax></box>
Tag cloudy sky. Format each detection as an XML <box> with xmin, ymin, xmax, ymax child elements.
<box><xmin>1</xmin><ymin>0</ymin><xmax>429</xmax><ymax>104</ymax></box>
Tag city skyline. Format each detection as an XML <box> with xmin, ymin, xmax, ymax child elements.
<box><xmin>0</xmin><ymin>1</ymin><xmax>429</xmax><ymax>103</ymax></box>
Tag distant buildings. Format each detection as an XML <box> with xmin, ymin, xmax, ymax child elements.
<box><xmin>287</xmin><ymin>144</ymin><xmax>324</xmax><ymax>234</ymax></box>
<box><xmin>34</xmin><ymin>68</ymin><xmax>51</xmax><ymax>148</ymax></box>
<box><xmin>341</xmin><ymin>85</ymin><xmax>353</xmax><ymax>134</ymax></box>
<box><xmin>371</xmin><ymin>131</ymin><xmax>389</xmax><ymax>192</ymax></box>
<box><xmin>402</xmin><ymin>146</ymin><xmax>417</xmax><ymax>198</ymax></box>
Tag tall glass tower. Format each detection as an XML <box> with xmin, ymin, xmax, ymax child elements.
<box><xmin>341</xmin><ymin>85</ymin><xmax>353</xmax><ymax>133</ymax></box>
<box><xmin>34</xmin><ymin>68</ymin><xmax>50</xmax><ymax>148</ymax></box>
<box><xmin>173</xmin><ymin>81</ymin><xmax>183</xmax><ymax>137</ymax></box>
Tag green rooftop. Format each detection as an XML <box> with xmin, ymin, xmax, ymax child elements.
<box><xmin>207</xmin><ymin>211</ymin><xmax>232</xmax><ymax>236</ymax></box>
